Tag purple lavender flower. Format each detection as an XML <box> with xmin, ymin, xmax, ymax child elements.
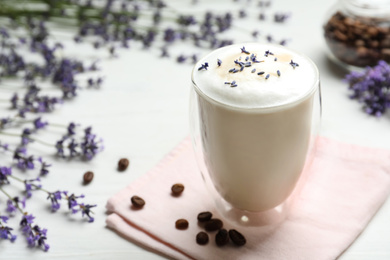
<box><xmin>0</xmin><ymin>215</ymin><xmax>17</xmax><ymax>242</ymax></box>
<box><xmin>67</xmin><ymin>122</ymin><xmax>77</xmax><ymax>136</ymax></box>
<box><xmin>80</xmin><ymin>204</ymin><xmax>96</xmax><ymax>223</ymax></box>
<box><xmin>177</xmin><ymin>15</ymin><xmax>197</xmax><ymax>26</ymax></box>
<box><xmin>20</xmin><ymin>214</ymin><xmax>49</xmax><ymax>251</ymax></box>
<box><xmin>81</xmin><ymin>127</ymin><xmax>102</xmax><ymax>160</ymax></box>
<box><xmin>47</xmin><ymin>191</ymin><xmax>62</xmax><ymax>211</ymax></box>
<box><xmin>24</xmin><ymin>178</ymin><xmax>42</xmax><ymax>198</ymax></box>
<box><xmin>215</xmin><ymin>13</ymin><xmax>232</xmax><ymax>32</ymax></box>
<box><xmin>0</xmin><ymin>141</ymin><xmax>8</xmax><ymax>151</ymax></box>
<box><xmin>0</xmin><ymin>166</ymin><xmax>12</xmax><ymax>184</ymax></box>
<box><xmin>163</xmin><ymin>28</ymin><xmax>177</xmax><ymax>43</ymax></box>
<box><xmin>141</xmin><ymin>30</ymin><xmax>156</xmax><ymax>48</ymax></box>
<box><xmin>0</xmin><ymin>117</ymin><xmax>12</xmax><ymax>129</ymax></box>
<box><xmin>10</xmin><ymin>94</ymin><xmax>18</xmax><ymax>109</ymax></box>
<box><xmin>6</xmin><ymin>197</ymin><xmax>26</xmax><ymax>214</ymax></box>
<box><xmin>68</xmin><ymin>138</ymin><xmax>79</xmax><ymax>157</ymax></box>
<box><xmin>344</xmin><ymin>60</ymin><xmax>390</xmax><ymax>117</ymax></box>
<box><xmin>160</xmin><ymin>47</ymin><xmax>169</xmax><ymax>58</ymax></box>
<box><xmin>52</xmin><ymin>59</ymin><xmax>84</xmax><ymax>98</ymax></box>
<box><xmin>176</xmin><ymin>55</ymin><xmax>187</xmax><ymax>63</ymax></box>
<box><xmin>65</xmin><ymin>192</ymin><xmax>84</xmax><ymax>213</ymax></box>
<box><xmin>259</xmin><ymin>13</ymin><xmax>266</xmax><ymax>21</ymax></box>
<box><xmin>6</xmin><ymin>200</ymin><xmax>17</xmax><ymax>214</ymax></box>
<box><xmin>14</xmin><ymin>148</ymin><xmax>34</xmax><ymax>170</ymax></box>
<box><xmin>0</xmin><ymin>27</ymin><xmax>10</xmax><ymax>38</ymax></box>
<box><xmin>238</xmin><ymin>10</ymin><xmax>247</xmax><ymax>18</ymax></box>
<box><xmin>55</xmin><ymin>138</ymin><xmax>66</xmax><ymax>158</ymax></box>
<box><xmin>0</xmin><ymin>216</ymin><xmax>9</xmax><ymax>223</ymax></box>
<box><xmin>274</xmin><ymin>13</ymin><xmax>291</xmax><ymax>23</ymax></box>
<box><xmin>38</xmin><ymin>157</ymin><xmax>51</xmax><ymax>176</ymax></box>
<box><xmin>21</xmin><ymin>128</ymin><xmax>32</xmax><ymax>145</ymax></box>
<box><xmin>33</xmin><ymin>117</ymin><xmax>48</xmax><ymax>129</ymax></box>
<box><xmin>20</xmin><ymin>214</ymin><xmax>35</xmax><ymax>226</ymax></box>
<box><xmin>96</xmin><ymin>77</ymin><xmax>103</xmax><ymax>87</ymax></box>
<box><xmin>0</xmin><ymin>226</ymin><xmax>17</xmax><ymax>242</ymax></box>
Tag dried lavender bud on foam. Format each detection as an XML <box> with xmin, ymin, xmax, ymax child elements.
<box><xmin>192</xmin><ymin>43</ymin><xmax>318</xmax><ymax>109</ymax></box>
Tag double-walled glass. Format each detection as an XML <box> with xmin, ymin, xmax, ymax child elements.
<box><xmin>189</xmin><ymin>43</ymin><xmax>321</xmax><ymax>226</ymax></box>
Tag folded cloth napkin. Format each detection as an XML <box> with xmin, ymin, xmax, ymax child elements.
<box><xmin>106</xmin><ymin>137</ymin><xmax>390</xmax><ymax>260</ymax></box>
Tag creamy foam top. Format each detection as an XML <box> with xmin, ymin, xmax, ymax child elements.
<box><xmin>192</xmin><ymin>43</ymin><xmax>319</xmax><ymax>109</ymax></box>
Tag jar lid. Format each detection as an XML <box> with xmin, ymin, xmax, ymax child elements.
<box><xmin>342</xmin><ymin>0</ymin><xmax>390</xmax><ymax>17</ymax></box>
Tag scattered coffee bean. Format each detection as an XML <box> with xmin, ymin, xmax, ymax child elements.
<box><xmin>171</xmin><ymin>183</ymin><xmax>185</xmax><ymax>196</ymax></box>
<box><xmin>204</xmin><ymin>218</ymin><xmax>223</xmax><ymax>231</ymax></box>
<box><xmin>83</xmin><ymin>171</ymin><xmax>94</xmax><ymax>184</ymax></box>
<box><xmin>215</xmin><ymin>229</ymin><xmax>229</xmax><ymax>246</ymax></box>
<box><xmin>196</xmin><ymin>231</ymin><xmax>209</xmax><ymax>245</ymax></box>
<box><xmin>175</xmin><ymin>219</ymin><xmax>189</xmax><ymax>230</ymax></box>
<box><xmin>118</xmin><ymin>158</ymin><xmax>130</xmax><ymax>171</ymax></box>
<box><xmin>197</xmin><ymin>211</ymin><xmax>212</xmax><ymax>222</ymax></box>
<box><xmin>130</xmin><ymin>195</ymin><xmax>145</xmax><ymax>208</ymax></box>
<box><xmin>229</xmin><ymin>229</ymin><xmax>246</xmax><ymax>246</ymax></box>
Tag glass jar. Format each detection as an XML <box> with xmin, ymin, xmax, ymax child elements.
<box><xmin>323</xmin><ymin>0</ymin><xmax>390</xmax><ymax>69</ymax></box>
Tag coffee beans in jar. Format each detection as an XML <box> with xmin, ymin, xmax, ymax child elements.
<box><xmin>323</xmin><ymin>0</ymin><xmax>390</xmax><ymax>68</ymax></box>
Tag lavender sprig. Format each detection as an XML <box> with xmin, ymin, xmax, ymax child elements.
<box><xmin>4</xmin><ymin>171</ymin><xmax>97</xmax><ymax>223</ymax></box>
<box><xmin>1</xmin><ymin>120</ymin><xmax>104</xmax><ymax>162</ymax></box>
<box><xmin>344</xmin><ymin>60</ymin><xmax>390</xmax><ymax>117</ymax></box>
<box><xmin>0</xmin><ymin>187</ymin><xmax>48</xmax><ymax>251</ymax></box>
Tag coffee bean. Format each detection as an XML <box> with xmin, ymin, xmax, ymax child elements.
<box><xmin>334</xmin><ymin>30</ymin><xmax>348</xmax><ymax>41</ymax></box>
<box><xmin>130</xmin><ymin>195</ymin><xmax>145</xmax><ymax>208</ymax></box>
<box><xmin>197</xmin><ymin>211</ymin><xmax>212</xmax><ymax>222</ymax></box>
<box><xmin>171</xmin><ymin>183</ymin><xmax>185</xmax><ymax>196</ymax></box>
<box><xmin>324</xmin><ymin>11</ymin><xmax>390</xmax><ymax>67</ymax></box>
<box><xmin>229</xmin><ymin>229</ymin><xmax>246</xmax><ymax>246</ymax></box>
<box><xmin>196</xmin><ymin>231</ymin><xmax>209</xmax><ymax>245</ymax></box>
<box><xmin>83</xmin><ymin>171</ymin><xmax>94</xmax><ymax>184</ymax></box>
<box><xmin>204</xmin><ymin>218</ymin><xmax>223</xmax><ymax>231</ymax></box>
<box><xmin>118</xmin><ymin>158</ymin><xmax>129</xmax><ymax>171</ymax></box>
<box><xmin>215</xmin><ymin>229</ymin><xmax>229</xmax><ymax>246</ymax></box>
<box><xmin>175</xmin><ymin>219</ymin><xmax>189</xmax><ymax>230</ymax></box>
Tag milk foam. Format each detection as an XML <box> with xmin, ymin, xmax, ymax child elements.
<box><xmin>192</xmin><ymin>43</ymin><xmax>319</xmax><ymax>109</ymax></box>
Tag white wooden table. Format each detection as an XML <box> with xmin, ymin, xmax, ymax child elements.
<box><xmin>1</xmin><ymin>0</ymin><xmax>390</xmax><ymax>259</ymax></box>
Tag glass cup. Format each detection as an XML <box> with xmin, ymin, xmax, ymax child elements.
<box><xmin>189</xmin><ymin>43</ymin><xmax>321</xmax><ymax>227</ymax></box>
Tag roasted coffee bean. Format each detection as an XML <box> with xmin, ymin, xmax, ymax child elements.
<box><xmin>196</xmin><ymin>231</ymin><xmax>209</xmax><ymax>245</ymax></box>
<box><xmin>118</xmin><ymin>158</ymin><xmax>130</xmax><ymax>171</ymax></box>
<box><xmin>197</xmin><ymin>211</ymin><xmax>212</xmax><ymax>222</ymax></box>
<box><xmin>130</xmin><ymin>195</ymin><xmax>145</xmax><ymax>208</ymax></box>
<box><xmin>204</xmin><ymin>218</ymin><xmax>223</xmax><ymax>231</ymax></box>
<box><xmin>171</xmin><ymin>183</ymin><xmax>185</xmax><ymax>196</ymax></box>
<box><xmin>229</xmin><ymin>229</ymin><xmax>246</xmax><ymax>246</ymax></box>
<box><xmin>215</xmin><ymin>229</ymin><xmax>229</xmax><ymax>246</ymax></box>
<box><xmin>175</xmin><ymin>219</ymin><xmax>189</xmax><ymax>230</ymax></box>
<box><xmin>324</xmin><ymin>11</ymin><xmax>390</xmax><ymax>67</ymax></box>
<box><xmin>83</xmin><ymin>171</ymin><xmax>94</xmax><ymax>184</ymax></box>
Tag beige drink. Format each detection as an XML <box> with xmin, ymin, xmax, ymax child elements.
<box><xmin>191</xmin><ymin>43</ymin><xmax>319</xmax><ymax>212</ymax></box>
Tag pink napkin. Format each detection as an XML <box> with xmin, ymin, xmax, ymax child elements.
<box><xmin>106</xmin><ymin>137</ymin><xmax>390</xmax><ymax>260</ymax></box>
